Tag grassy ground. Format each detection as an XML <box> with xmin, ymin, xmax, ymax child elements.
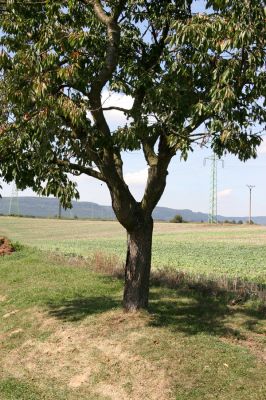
<box><xmin>0</xmin><ymin>247</ymin><xmax>265</xmax><ymax>399</ymax></box>
<box><xmin>1</xmin><ymin>217</ymin><xmax>266</xmax><ymax>283</ymax></box>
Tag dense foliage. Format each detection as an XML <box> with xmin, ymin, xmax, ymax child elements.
<box><xmin>0</xmin><ymin>0</ymin><xmax>265</xmax><ymax>209</ymax></box>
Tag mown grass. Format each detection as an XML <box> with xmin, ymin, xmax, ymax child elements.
<box><xmin>0</xmin><ymin>247</ymin><xmax>265</xmax><ymax>399</ymax></box>
<box><xmin>1</xmin><ymin>216</ymin><xmax>266</xmax><ymax>283</ymax></box>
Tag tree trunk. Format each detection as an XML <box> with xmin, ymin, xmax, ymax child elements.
<box><xmin>123</xmin><ymin>217</ymin><xmax>153</xmax><ymax>311</ymax></box>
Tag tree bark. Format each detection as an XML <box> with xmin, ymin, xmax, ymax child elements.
<box><xmin>123</xmin><ymin>216</ymin><xmax>153</xmax><ymax>311</ymax></box>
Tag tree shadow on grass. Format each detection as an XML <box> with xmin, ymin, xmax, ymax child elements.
<box><xmin>148</xmin><ymin>288</ymin><xmax>265</xmax><ymax>339</ymax></box>
<box><xmin>45</xmin><ymin>286</ymin><xmax>265</xmax><ymax>339</ymax></box>
<box><xmin>47</xmin><ymin>296</ymin><xmax>120</xmax><ymax>322</ymax></box>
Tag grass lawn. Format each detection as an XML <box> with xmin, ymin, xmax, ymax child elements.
<box><xmin>1</xmin><ymin>217</ymin><xmax>266</xmax><ymax>283</ymax></box>
<box><xmin>0</xmin><ymin>247</ymin><xmax>265</xmax><ymax>399</ymax></box>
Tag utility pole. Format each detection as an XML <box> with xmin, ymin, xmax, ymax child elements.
<box><xmin>204</xmin><ymin>153</ymin><xmax>224</xmax><ymax>224</ymax></box>
<box><xmin>247</xmin><ymin>185</ymin><xmax>255</xmax><ymax>224</ymax></box>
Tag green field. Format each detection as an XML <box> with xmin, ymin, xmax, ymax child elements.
<box><xmin>0</xmin><ymin>247</ymin><xmax>265</xmax><ymax>399</ymax></box>
<box><xmin>1</xmin><ymin>217</ymin><xmax>266</xmax><ymax>284</ymax></box>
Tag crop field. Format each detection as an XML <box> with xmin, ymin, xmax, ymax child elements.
<box><xmin>1</xmin><ymin>218</ymin><xmax>266</xmax><ymax>399</ymax></box>
<box><xmin>0</xmin><ymin>216</ymin><xmax>266</xmax><ymax>284</ymax></box>
<box><xmin>0</xmin><ymin>247</ymin><xmax>266</xmax><ymax>400</ymax></box>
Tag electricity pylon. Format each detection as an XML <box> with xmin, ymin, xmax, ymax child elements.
<box><xmin>246</xmin><ymin>185</ymin><xmax>255</xmax><ymax>224</ymax></box>
<box><xmin>9</xmin><ymin>183</ymin><xmax>20</xmax><ymax>215</ymax></box>
<box><xmin>204</xmin><ymin>154</ymin><xmax>224</xmax><ymax>224</ymax></box>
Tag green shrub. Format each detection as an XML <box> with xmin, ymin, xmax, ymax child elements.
<box><xmin>170</xmin><ymin>214</ymin><xmax>183</xmax><ymax>223</ymax></box>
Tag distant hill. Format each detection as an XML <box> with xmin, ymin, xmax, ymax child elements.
<box><xmin>0</xmin><ymin>196</ymin><xmax>115</xmax><ymax>219</ymax></box>
<box><xmin>0</xmin><ymin>196</ymin><xmax>265</xmax><ymax>224</ymax></box>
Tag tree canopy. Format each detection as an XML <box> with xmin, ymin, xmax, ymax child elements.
<box><xmin>0</xmin><ymin>0</ymin><xmax>265</xmax><ymax>309</ymax></box>
<box><xmin>0</xmin><ymin>0</ymin><xmax>264</xmax><ymax>209</ymax></box>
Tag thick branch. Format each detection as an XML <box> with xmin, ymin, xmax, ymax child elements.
<box><xmin>142</xmin><ymin>139</ymin><xmax>159</xmax><ymax>167</ymax></box>
<box><xmin>89</xmin><ymin>0</ymin><xmax>123</xmax><ymax>98</ymax></box>
<box><xmin>86</xmin><ymin>1</ymin><xmax>126</xmax><ymax>189</ymax></box>
<box><xmin>88</xmin><ymin>0</ymin><xmax>111</xmax><ymax>24</ymax></box>
<box><xmin>86</xmin><ymin>0</ymin><xmax>123</xmax><ymax>173</ymax></box>
<box><xmin>141</xmin><ymin>135</ymin><xmax>174</xmax><ymax>215</ymax></box>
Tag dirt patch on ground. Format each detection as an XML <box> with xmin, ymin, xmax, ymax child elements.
<box><xmin>0</xmin><ymin>237</ymin><xmax>14</xmax><ymax>256</ymax></box>
<box><xmin>3</xmin><ymin>309</ymin><xmax>19</xmax><ymax>319</ymax></box>
<box><xmin>2</xmin><ymin>309</ymin><xmax>173</xmax><ymax>400</ymax></box>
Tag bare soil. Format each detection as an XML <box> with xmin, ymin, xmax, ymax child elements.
<box><xmin>2</xmin><ymin>309</ymin><xmax>173</xmax><ymax>400</ymax></box>
<box><xmin>0</xmin><ymin>237</ymin><xmax>14</xmax><ymax>256</ymax></box>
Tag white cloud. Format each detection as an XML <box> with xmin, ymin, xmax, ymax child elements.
<box><xmin>102</xmin><ymin>91</ymin><xmax>133</xmax><ymax>109</ymax></box>
<box><xmin>124</xmin><ymin>168</ymin><xmax>148</xmax><ymax>186</ymax></box>
<box><xmin>102</xmin><ymin>91</ymin><xmax>134</xmax><ymax>129</ymax></box>
<box><xmin>86</xmin><ymin>90</ymin><xmax>134</xmax><ymax>129</ymax></box>
<box><xmin>218</xmin><ymin>188</ymin><xmax>232</xmax><ymax>198</ymax></box>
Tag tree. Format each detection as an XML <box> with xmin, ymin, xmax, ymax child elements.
<box><xmin>170</xmin><ymin>214</ymin><xmax>183</xmax><ymax>223</ymax></box>
<box><xmin>0</xmin><ymin>1</ymin><xmax>265</xmax><ymax>311</ymax></box>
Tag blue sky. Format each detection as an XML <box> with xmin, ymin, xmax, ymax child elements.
<box><xmin>1</xmin><ymin>0</ymin><xmax>265</xmax><ymax>217</ymax></box>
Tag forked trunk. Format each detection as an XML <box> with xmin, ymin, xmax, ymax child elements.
<box><xmin>123</xmin><ymin>217</ymin><xmax>153</xmax><ymax>311</ymax></box>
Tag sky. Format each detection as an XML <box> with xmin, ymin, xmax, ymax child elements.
<box><xmin>1</xmin><ymin>0</ymin><xmax>265</xmax><ymax>217</ymax></box>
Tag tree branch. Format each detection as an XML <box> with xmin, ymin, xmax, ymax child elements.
<box><xmin>85</xmin><ymin>0</ymin><xmax>126</xmax><ymax>183</ymax></box>
<box><xmin>131</xmin><ymin>22</ymin><xmax>170</xmax><ymax>118</ymax></box>
<box><xmin>84</xmin><ymin>0</ymin><xmax>123</xmax><ymax>145</ymax></box>
<box><xmin>102</xmin><ymin>106</ymin><xmax>131</xmax><ymax>114</ymax></box>
<box><xmin>87</xmin><ymin>0</ymin><xmax>111</xmax><ymax>24</ymax></box>
<box><xmin>142</xmin><ymin>137</ymin><xmax>159</xmax><ymax>167</ymax></box>
<box><xmin>54</xmin><ymin>158</ymin><xmax>106</xmax><ymax>182</ymax></box>
<box><xmin>88</xmin><ymin>0</ymin><xmax>124</xmax><ymax>96</ymax></box>
<box><xmin>140</xmin><ymin>109</ymin><xmax>210</xmax><ymax>215</ymax></box>
<box><xmin>112</xmin><ymin>0</ymin><xmax>127</xmax><ymax>21</ymax></box>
